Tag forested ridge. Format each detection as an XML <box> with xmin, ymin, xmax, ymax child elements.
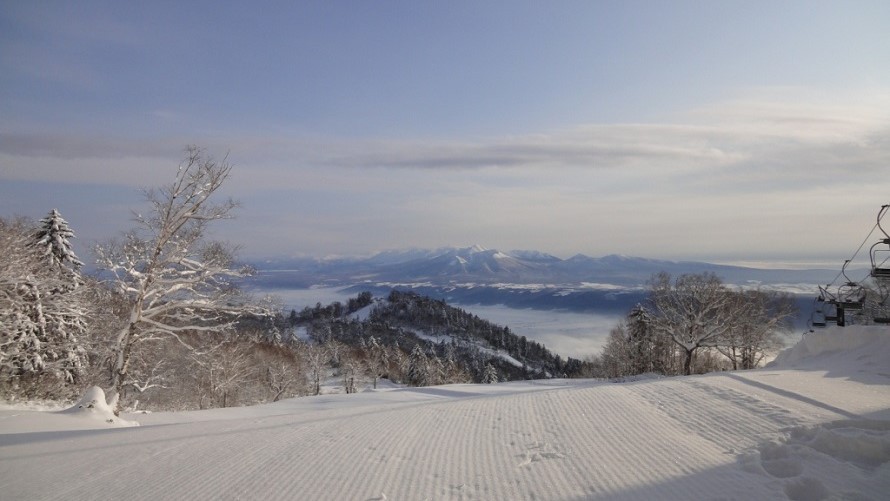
<box><xmin>291</xmin><ymin>289</ymin><xmax>590</xmax><ymax>386</ymax></box>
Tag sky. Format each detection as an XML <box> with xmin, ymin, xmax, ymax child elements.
<box><xmin>1</xmin><ymin>1</ymin><xmax>889</xmax><ymax>268</ymax></box>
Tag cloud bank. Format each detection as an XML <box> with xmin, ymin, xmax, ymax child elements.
<box><xmin>1</xmin><ymin>89</ymin><xmax>888</xmax><ymax>263</ymax></box>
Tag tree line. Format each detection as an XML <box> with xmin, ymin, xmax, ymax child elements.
<box><xmin>589</xmin><ymin>272</ymin><xmax>796</xmax><ymax>378</ymax></box>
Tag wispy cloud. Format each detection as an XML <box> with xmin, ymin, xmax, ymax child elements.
<box><xmin>3</xmin><ymin>89</ymin><xmax>888</xmax><ymax>262</ymax></box>
<box><xmin>4</xmin><ymin>89</ymin><xmax>886</xmax><ymax>187</ymax></box>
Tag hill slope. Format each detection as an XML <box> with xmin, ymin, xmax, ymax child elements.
<box><xmin>1</xmin><ymin>327</ymin><xmax>888</xmax><ymax>500</ymax></box>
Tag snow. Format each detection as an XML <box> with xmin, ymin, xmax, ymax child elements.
<box><xmin>2</xmin><ymin>326</ymin><xmax>889</xmax><ymax>500</ymax></box>
<box><xmin>455</xmin><ymin>303</ymin><xmax>621</xmax><ymax>357</ymax></box>
<box><xmin>475</xmin><ymin>345</ymin><xmax>525</xmax><ymax>368</ymax></box>
<box><xmin>348</xmin><ymin>299</ymin><xmax>379</xmax><ymax>322</ymax></box>
<box><xmin>1</xmin><ymin>386</ymin><xmax>138</xmax><ymax>434</ymax></box>
<box><xmin>410</xmin><ymin>328</ymin><xmax>529</xmax><ymax>368</ymax></box>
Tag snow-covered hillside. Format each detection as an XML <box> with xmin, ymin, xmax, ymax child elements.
<box><xmin>1</xmin><ymin>327</ymin><xmax>888</xmax><ymax>500</ymax></box>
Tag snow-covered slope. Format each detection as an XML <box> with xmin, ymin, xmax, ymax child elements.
<box><xmin>2</xmin><ymin>327</ymin><xmax>888</xmax><ymax>500</ymax></box>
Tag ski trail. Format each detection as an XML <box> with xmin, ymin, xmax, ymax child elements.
<box><xmin>720</xmin><ymin>372</ymin><xmax>862</xmax><ymax>419</ymax></box>
<box><xmin>625</xmin><ymin>375</ymin><xmax>818</xmax><ymax>454</ymax></box>
<box><xmin>1</xmin><ymin>369</ymin><xmax>880</xmax><ymax>500</ymax></box>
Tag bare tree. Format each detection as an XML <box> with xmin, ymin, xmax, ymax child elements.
<box><xmin>191</xmin><ymin>341</ymin><xmax>254</xmax><ymax>408</ymax></box>
<box><xmin>649</xmin><ymin>272</ymin><xmax>734</xmax><ymax>376</ymax></box>
<box><xmin>340</xmin><ymin>350</ymin><xmax>360</xmax><ymax>394</ymax></box>
<box><xmin>301</xmin><ymin>342</ymin><xmax>329</xmax><ymax>396</ymax></box>
<box><xmin>366</xmin><ymin>336</ymin><xmax>388</xmax><ymax>389</ymax></box>
<box><xmin>265</xmin><ymin>357</ymin><xmax>304</xmax><ymax>401</ymax></box>
<box><xmin>599</xmin><ymin>323</ymin><xmax>632</xmax><ymax>378</ymax></box>
<box><xmin>718</xmin><ymin>289</ymin><xmax>794</xmax><ymax>370</ymax></box>
<box><xmin>95</xmin><ymin>146</ymin><xmax>258</xmax><ymax>413</ymax></box>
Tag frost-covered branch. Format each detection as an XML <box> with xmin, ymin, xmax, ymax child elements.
<box><xmin>94</xmin><ymin>147</ymin><xmax>265</xmax><ymax>414</ymax></box>
<box><xmin>649</xmin><ymin>272</ymin><xmax>735</xmax><ymax>375</ymax></box>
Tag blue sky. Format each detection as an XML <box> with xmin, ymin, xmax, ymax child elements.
<box><xmin>1</xmin><ymin>1</ymin><xmax>889</xmax><ymax>266</ymax></box>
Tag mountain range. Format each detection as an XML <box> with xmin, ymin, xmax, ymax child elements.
<box><xmin>251</xmin><ymin>245</ymin><xmax>840</xmax><ymax>291</ymax></box>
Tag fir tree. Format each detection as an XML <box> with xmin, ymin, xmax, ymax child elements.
<box><xmin>31</xmin><ymin>210</ymin><xmax>88</xmax><ymax>384</ymax></box>
<box><xmin>34</xmin><ymin>209</ymin><xmax>84</xmax><ymax>275</ymax></box>
<box><xmin>1</xmin><ymin>212</ymin><xmax>88</xmax><ymax>393</ymax></box>
<box><xmin>482</xmin><ymin>363</ymin><xmax>499</xmax><ymax>384</ymax></box>
<box><xmin>407</xmin><ymin>345</ymin><xmax>430</xmax><ymax>387</ymax></box>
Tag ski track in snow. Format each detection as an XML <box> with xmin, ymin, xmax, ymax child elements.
<box><xmin>2</xmin><ymin>327</ymin><xmax>889</xmax><ymax>500</ymax></box>
<box><xmin>0</xmin><ymin>378</ymin><xmax>861</xmax><ymax>500</ymax></box>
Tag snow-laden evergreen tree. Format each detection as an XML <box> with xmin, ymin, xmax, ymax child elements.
<box><xmin>407</xmin><ymin>345</ymin><xmax>430</xmax><ymax>386</ymax></box>
<box><xmin>481</xmin><ymin>362</ymin><xmax>499</xmax><ymax>384</ymax></box>
<box><xmin>0</xmin><ymin>213</ymin><xmax>88</xmax><ymax>394</ymax></box>
<box><xmin>34</xmin><ymin>209</ymin><xmax>84</xmax><ymax>275</ymax></box>
<box><xmin>31</xmin><ymin>209</ymin><xmax>88</xmax><ymax>384</ymax></box>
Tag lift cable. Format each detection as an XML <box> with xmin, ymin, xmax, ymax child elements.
<box><xmin>827</xmin><ymin>220</ymin><xmax>878</xmax><ymax>288</ymax></box>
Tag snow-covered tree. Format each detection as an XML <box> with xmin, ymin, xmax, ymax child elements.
<box><xmin>407</xmin><ymin>345</ymin><xmax>430</xmax><ymax>386</ymax></box>
<box><xmin>94</xmin><ymin>146</ymin><xmax>261</xmax><ymax>413</ymax></box>
<box><xmin>192</xmin><ymin>341</ymin><xmax>255</xmax><ymax>408</ymax></box>
<box><xmin>481</xmin><ymin>362</ymin><xmax>499</xmax><ymax>384</ymax></box>
<box><xmin>31</xmin><ymin>209</ymin><xmax>88</xmax><ymax>383</ymax></box>
<box><xmin>366</xmin><ymin>336</ymin><xmax>388</xmax><ymax>389</ymax></box>
<box><xmin>34</xmin><ymin>209</ymin><xmax>84</xmax><ymax>275</ymax></box>
<box><xmin>1</xmin><ymin>213</ymin><xmax>88</xmax><ymax>393</ymax></box>
<box><xmin>649</xmin><ymin>272</ymin><xmax>734</xmax><ymax>376</ymax></box>
<box><xmin>340</xmin><ymin>350</ymin><xmax>359</xmax><ymax>394</ymax></box>
<box><xmin>301</xmin><ymin>342</ymin><xmax>328</xmax><ymax>396</ymax></box>
<box><xmin>264</xmin><ymin>358</ymin><xmax>304</xmax><ymax>402</ymax></box>
<box><xmin>717</xmin><ymin>289</ymin><xmax>794</xmax><ymax>370</ymax></box>
<box><xmin>599</xmin><ymin>323</ymin><xmax>632</xmax><ymax>378</ymax></box>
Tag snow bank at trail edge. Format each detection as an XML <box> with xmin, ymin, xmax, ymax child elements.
<box><xmin>747</xmin><ymin>325</ymin><xmax>890</xmax><ymax>500</ymax></box>
<box><xmin>769</xmin><ymin>325</ymin><xmax>890</xmax><ymax>371</ymax></box>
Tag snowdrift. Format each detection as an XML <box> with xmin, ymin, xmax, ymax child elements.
<box><xmin>1</xmin><ymin>386</ymin><xmax>138</xmax><ymax>434</ymax></box>
<box><xmin>1</xmin><ymin>326</ymin><xmax>888</xmax><ymax>500</ymax></box>
<box><xmin>59</xmin><ymin>386</ymin><xmax>139</xmax><ymax>428</ymax></box>
<box><xmin>770</xmin><ymin>325</ymin><xmax>890</xmax><ymax>371</ymax></box>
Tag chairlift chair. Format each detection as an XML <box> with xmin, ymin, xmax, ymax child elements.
<box><xmin>818</xmin><ymin>286</ymin><xmax>840</xmax><ymax>322</ymax></box>
<box><xmin>837</xmin><ymin>260</ymin><xmax>865</xmax><ymax>310</ymax></box>
<box><xmin>870</xmin><ymin>204</ymin><xmax>890</xmax><ymax>279</ymax></box>
<box><xmin>810</xmin><ymin>297</ymin><xmax>827</xmax><ymax>327</ymax></box>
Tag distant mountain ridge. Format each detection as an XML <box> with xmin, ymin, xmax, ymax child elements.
<box><xmin>251</xmin><ymin>245</ymin><xmax>840</xmax><ymax>290</ymax></box>
<box><xmin>249</xmin><ymin>246</ymin><xmax>844</xmax><ymax>323</ymax></box>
